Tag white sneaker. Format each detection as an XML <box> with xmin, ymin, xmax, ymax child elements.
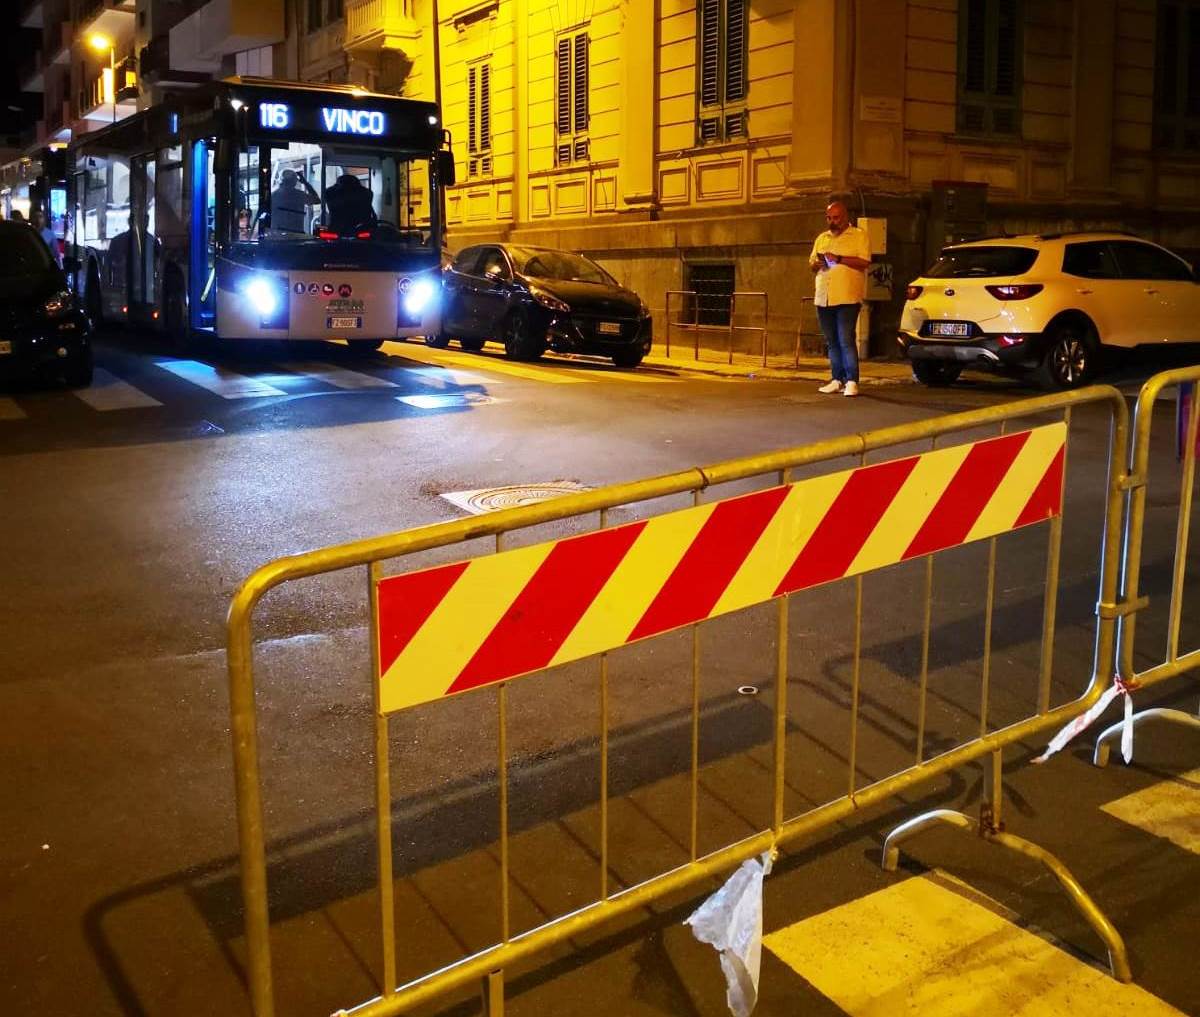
<box><xmin>843</xmin><ymin>381</ymin><xmax>859</xmax><ymax>397</ymax></box>
<box><xmin>818</xmin><ymin>379</ymin><xmax>843</xmax><ymax>394</ymax></box>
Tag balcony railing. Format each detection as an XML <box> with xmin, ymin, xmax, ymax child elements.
<box><xmin>77</xmin><ymin>67</ymin><xmax>138</xmax><ymax>124</ymax></box>
<box><xmin>344</xmin><ymin>0</ymin><xmax>420</xmax><ymax>51</ymax></box>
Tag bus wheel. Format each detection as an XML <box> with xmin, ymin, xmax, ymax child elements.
<box><xmin>350</xmin><ymin>339</ymin><xmax>384</xmax><ymax>353</ymax></box>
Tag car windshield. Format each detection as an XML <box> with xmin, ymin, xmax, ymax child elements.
<box><xmin>233</xmin><ymin>141</ymin><xmax>432</xmax><ymax>246</ymax></box>
<box><xmin>510</xmin><ymin>247</ymin><xmax>614</xmax><ymax>284</ymax></box>
<box><xmin>0</xmin><ymin>227</ymin><xmax>55</xmax><ymax>276</ymax></box>
<box><xmin>924</xmin><ymin>246</ymin><xmax>1039</xmax><ymax>278</ymax></box>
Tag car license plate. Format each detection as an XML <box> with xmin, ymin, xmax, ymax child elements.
<box><xmin>598</xmin><ymin>322</ymin><xmax>621</xmax><ymax>335</ymax></box>
<box><xmin>328</xmin><ymin>316</ymin><xmax>362</xmax><ymax>330</ymax></box>
<box><xmin>929</xmin><ymin>322</ymin><xmax>970</xmax><ymax>337</ymax></box>
<box><xmin>0</xmin><ymin>340</ymin><xmax>11</xmax><ymax>355</ymax></box>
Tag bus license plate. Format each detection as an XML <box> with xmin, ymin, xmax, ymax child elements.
<box><xmin>598</xmin><ymin>322</ymin><xmax>621</xmax><ymax>335</ymax></box>
<box><xmin>328</xmin><ymin>316</ymin><xmax>362</xmax><ymax>330</ymax></box>
<box><xmin>0</xmin><ymin>340</ymin><xmax>11</xmax><ymax>354</ymax></box>
<box><xmin>929</xmin><ymin>322</ymin><xmax>970</xmax><ymax>338</ymax></box>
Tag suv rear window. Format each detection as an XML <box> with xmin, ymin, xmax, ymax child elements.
<box><xmin>924</xmin><ymin>246</ymin><xmax>1039</xmax><ymax>279</ymax></box>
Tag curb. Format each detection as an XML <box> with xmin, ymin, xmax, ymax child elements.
<box><xmin>642</xmin><ymin>356</ymin><xmax>915</xmax><ymax>386</ymax></box>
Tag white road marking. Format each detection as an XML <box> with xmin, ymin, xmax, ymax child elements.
<box><xmin>403</xmin><ymin>366</ymin><xmax>501</xmax><ymax>390</ymax></box>
<box><xmin>1101</xmin><ymin>767</ymin><xmax>1200</xmax><ymax>854</ymax></box>
<box><xmin>155</xmin><ymin>359</ymin><xmax>287</xmax><ymax>399</ymax></box>
<box><xmin>73</xmin><ymin>368</ymin><xmax>163</xmax><ymax>411</ymax></box>
<box><xmin>0</xmin><ymin>397</ymin><xmax>27</xmax><ymax>421</ymax></box>
<box><xmin>396</xmin><ymin>392</ymin><xmax>506</xmax><ymax>410</ymax></box>
<box><xmin>284</xmin><ymin>361</ymin><xmax>399</xmax><ymax>390</ymax></box>
<box><xmin>764</xmin><ymin>873</ymin><xmax>1186</xmax><ymax>1016</ymax></box>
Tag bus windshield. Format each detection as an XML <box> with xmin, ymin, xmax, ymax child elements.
<box><xmin>233</xmin><ymin>140</ymin><xmax>431</xmax><ymax>247</ymax></box>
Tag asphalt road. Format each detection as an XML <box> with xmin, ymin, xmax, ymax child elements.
<box><xmin>1</xmin><ymin>331</ymin><xmax>1197</xmax><ymax>1017</ymax></box>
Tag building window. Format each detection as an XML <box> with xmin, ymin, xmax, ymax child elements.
<box><xmin>467</xmin><ymin>62</ymin><xmax>492</xmax><ymax>177</ymax></box>
<box><xmin>685</xmin><ymin>262</ymin><xmax>735</xmax><ymax>326</ymax></box>
<box><xmin>957</xmin><ymin>0</ymin><xmax>1022</xmax><ymax>136</ymax></box>
<box><xmin>696</xmin><ymin>0</ymin><xmax>747</xmax><ymax>144</ymax></box>
<box><xmin>556</xmin><ymin>31</ymin><xmax>590</xmax><ymax>165</ymax></box>
<box><xmin>308</xmin><ymin>0</ymin><xmax>324</xmax><ymax>31</ymax></box>
<box><xmin>1154</xmin><ymin>0</ymin><xmax>1200</xmax><ymax>151</ymax></box>
<box><xmin>328</xmin><ymin>0</ymin><xmax>344</xmax><ymax>21</ymax></box>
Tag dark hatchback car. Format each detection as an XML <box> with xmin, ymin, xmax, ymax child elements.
<box><xmin>0</xmin><ymin>222</ymin><xmax>92</xmax><ymax>387</ymax></box>
<box><xmin>436</xmin><ymin>244</ymin><xmax>653</xmax><ymax>367</ymax></box>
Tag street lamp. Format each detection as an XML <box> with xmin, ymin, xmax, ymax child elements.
<box><xmin>88</xmin><ymin>33</ymin><xmax>116</xmax><ymax>126</ymax></box>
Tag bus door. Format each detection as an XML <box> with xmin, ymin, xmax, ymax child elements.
<box><xmin>129</xmin><ymin>154</ymin><xmax>158</xmax><ymax>319</ymax></box>
<box><xmin>189</xmin><ymin>140</ymin><xmax>217</xmax><ymax>329</ymax></box>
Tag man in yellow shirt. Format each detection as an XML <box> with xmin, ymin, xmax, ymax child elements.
<box><xmin>809</xmin><ymin>200</ymin><xmax>871</xmax><ymax>397</ymax></box>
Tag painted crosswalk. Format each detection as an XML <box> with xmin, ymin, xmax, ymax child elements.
<box><xmin>764</xmin><ymin>872</ymin><xmax>1186</xmax><ymax>1017</ymax></box>
<box><xmin>0</xmin><ymin>343</ymin><xmax>680</xmax><ymax>424</ymax></box>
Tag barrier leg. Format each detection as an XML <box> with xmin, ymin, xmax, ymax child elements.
<box><xmin>481</xmin><ymin>970</ymin><xmax>504</xmax><ymax>1016</ymax></box>
<box><xmin>881</xmin><ymin>807</ymin><xmax>1132</xmax><ymax>982</ymax></box>
<box><xmin>1093</xmin><ymin>706</ymin><xmax>1200</xmax><ymax>768</ymax></box>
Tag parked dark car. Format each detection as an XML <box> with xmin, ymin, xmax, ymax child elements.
<box><xmin>436</xmin><ymin>244</ymin><xmax>653</xmax><ymax>368</ymax></box>
<box><xmin>0</xmin><ymin>222</ymin><xmax>92</xmax><ymax>387</ymax></box>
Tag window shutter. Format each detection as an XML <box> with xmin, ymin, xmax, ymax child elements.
<box><xmin>699</xmin><ymin>0</ymin><xmax>720</xmax><ymax>108</ymax></box>
<box><xmin>963</xmin><ymin>0</ymin><xmax>987</xmax><ymax>94</ymax></box>
<box><xmin>723</xmin><ymin>0</ymin><xmax>746</xmax><ymax>103</ymax></box>
<box><xmin>556</xmin><ymin>37</ymin><xmax>571</xmax><ymax>136</ymax></box>
<box><xmin>1187</xmin><ymin>7</ymin><xmax>1200</xmax><ymax>116</ymax></box>
<box><xmin>574</xmin><ymin>33</ymin><xmax>589</xmax><ymax>133</ymax></box>
<box><xmin>993</xmin><ymin>0</ymin><xmax>1018</xmax><ymax>97</ymax></box>
<box><xmin>480</xmin><ymin>64</ymin><xmax>491</xmax><ymax>151</ymax></box>
<box><xmin>468</xmin><ymin>66</ymin><xmax>478</xmax><ymax>153</ymax></box>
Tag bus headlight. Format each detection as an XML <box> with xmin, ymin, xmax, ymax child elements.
<box><xmin>244</xmin><ymin>277</ymin><xmax>278</xmax><ymax>317</ymax></box>
<box><xmin>402</xmin><ymin>276</ymin><xmax>438</xmax><ymax>317</ymax></box>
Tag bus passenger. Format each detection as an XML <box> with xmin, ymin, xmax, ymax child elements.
<box><xmin>270</xmin><ymin>170</ymin><xmax>320</xmax><ymax>234</ymax></box>
<box><xmin>32</xmin><ymin>209</ymin><xmax>61</xmax><ymax>265</ymax></box>
<box><xmin>326</xmin><ymin>174</ymin><xmax>376</xmax><ymax>235</ymax></box>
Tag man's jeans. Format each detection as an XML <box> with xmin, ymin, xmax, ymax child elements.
<box><xmin>816</xmin><ymin>303</ymin><xmax>861</xmax><ymax>384</ymax></box>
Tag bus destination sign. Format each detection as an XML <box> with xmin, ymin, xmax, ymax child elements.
<box><xmin>258</xmin><ymin>102</ymin><xmax>387</xmax><ymax>137</ymax></box>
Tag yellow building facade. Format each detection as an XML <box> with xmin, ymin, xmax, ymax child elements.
<box><xmin>319</xmin><ymin>0</ymin><xmax>1200</xmax><ymax>354</ymax></box>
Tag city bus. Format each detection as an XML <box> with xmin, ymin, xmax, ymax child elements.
<box><xmin>1</xmin><ymin>147</ymin><xmax>68</xmax><ymax>252</ymax></box>
<box><xmin>66</xmin><ymin>77</ymin><xmax>453</xmax><ymax>352</ymax></box>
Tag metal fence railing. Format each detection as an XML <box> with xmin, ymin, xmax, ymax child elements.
<box><xmin>1093</xmin><ymin>366</ymin><xmax>1200</xmax><ymax>765</ymax></box>
<box><xmin>226</xmin><ymin>383</ymin><xmax>1138</xmax><ymax>1017</ymax></box>
<box><xmin>663</xmin><ymin>289</ymin><xmax>769</xmax><ymax>365</ymax></box>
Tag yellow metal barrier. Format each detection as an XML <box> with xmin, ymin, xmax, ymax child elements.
<box><xmin>227</xmin><ymin>385</ymin><xmax>1133</xmax><ymax>1017</ymax></box>
<box><xmin>1094</xmin><ymin>365</ymin><xmax>1200</xmax><ymax>766</ymax></box>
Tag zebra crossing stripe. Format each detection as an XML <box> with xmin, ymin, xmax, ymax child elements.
<box><xmin>375</xmin><ymin>423</ymin><xmax>1067</xmax><ymax>714</ymax></box>
<box><xmin>74</xmin><ymin>368</ymin><xmax>163</xmax><ymax>410</ymax></box>
<box><xmin>0</xmin><ymin>397</ymin><xmax>26</xmax><ymax>421</ymax></box>
<box><xmin>155</xmin><ymin>359</ymin><xmax>288</xmax><ymax>399</ymax></box>
<box><xmin>285</xmin><ymin>362</ymin><xmax>398</xmax><ymax>390</ymax></box>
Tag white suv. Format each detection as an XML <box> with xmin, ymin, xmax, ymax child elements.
<box><xmin>898</xmin><ymin>232</ymin><xmax>1200</xmax><ymax>388</ymax></box>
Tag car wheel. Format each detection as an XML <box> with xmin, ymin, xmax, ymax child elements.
<box><xmin>460</xmin><ymin>337</ymin><xmax>485</xmax><ymax>352</ymax></box>
<box><xmin>424</xmin><ymin>331</ymin><xmax>450</xmax><ymax>348</ymax></box>
<box><xmin>503</xmin><ymin>310</ymin><xmax>545</xmax><ymax>361</ymax></box>
<box><xmin>611</xmin><ymin>348</ymin><xmax>644</xmax><ymax>369</ymax></box>
<box><xmin>911</xmin><ymin>360</ymin><xmax>962</xmax><ymax>387</ymax></box>
<box><xmin>1036</xmin><ymin>324</ymin><xmax>1095</xmax><ymax>389</ymax></box>
<box><xmin>349</xmin><ymin>339</ymin><xmax>384</xmax><ymax>353</ymax></box>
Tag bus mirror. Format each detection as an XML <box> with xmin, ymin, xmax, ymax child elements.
<box><xmin>437</xmin><ymin>150</ymin><xmax>456</xmax><ymax>188</ymax></box>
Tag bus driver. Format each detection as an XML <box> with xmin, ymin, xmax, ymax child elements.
<box><xmin>326</xmin><ymin>173</ymin><xmax>376</xmax><ymax>235</ymax></box>
<box><xmin>269</xmin><ymin>169</ymin><xmax>320</xmax><ymax>234</ymax></box>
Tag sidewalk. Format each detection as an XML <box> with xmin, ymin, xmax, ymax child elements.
<box><xmin>643</xmin><ymin>345</ymin><xmax>917</xmax><ymax>385</ymax></box>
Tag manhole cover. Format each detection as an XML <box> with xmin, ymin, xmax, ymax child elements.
<box><xmin>441</xmin><ymin>481</ymin><xmax>593</xmax><ymax>515</ymax></box>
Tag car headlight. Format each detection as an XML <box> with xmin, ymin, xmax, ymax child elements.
<box><xmin>530</xmin><ymin>285</ymin><xmax>570</xmax><ymax>313</ymax></box>
<box><xmin>402</xmin><ymin>275</ymin><xmax>438</xmax><ymax>316</ymax></box>
<box><xmin>44</xmin><ymin>290</ymin><xmax>72</xmax><ymax>316</ymax></box>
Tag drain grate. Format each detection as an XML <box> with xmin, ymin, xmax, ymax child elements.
<box><xmin>441</xmin><ymin>481</ymin><xmax>593</xmax><ymax>515</ymax></box>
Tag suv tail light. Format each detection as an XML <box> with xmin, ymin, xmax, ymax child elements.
<box><xmin>905</xmin><ymin>285</ymin><xmax>923</xmax><ymax>300</ymax></box>
<box><xmin>985</xmin><ymin>284</ymin><xmax>1044</xmax><ymax>300</ymax></box>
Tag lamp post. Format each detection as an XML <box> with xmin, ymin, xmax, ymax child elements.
<box><xmin>88</xmin><ymin>33</ymin><xmax>116</xmax><ymax>126</ymax></box>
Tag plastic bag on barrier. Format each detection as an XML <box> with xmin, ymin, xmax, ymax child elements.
<box><xmin>685</xmin><ymin>849</ymin><xmax>776</xmax><ymax>1017</ymax></box>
